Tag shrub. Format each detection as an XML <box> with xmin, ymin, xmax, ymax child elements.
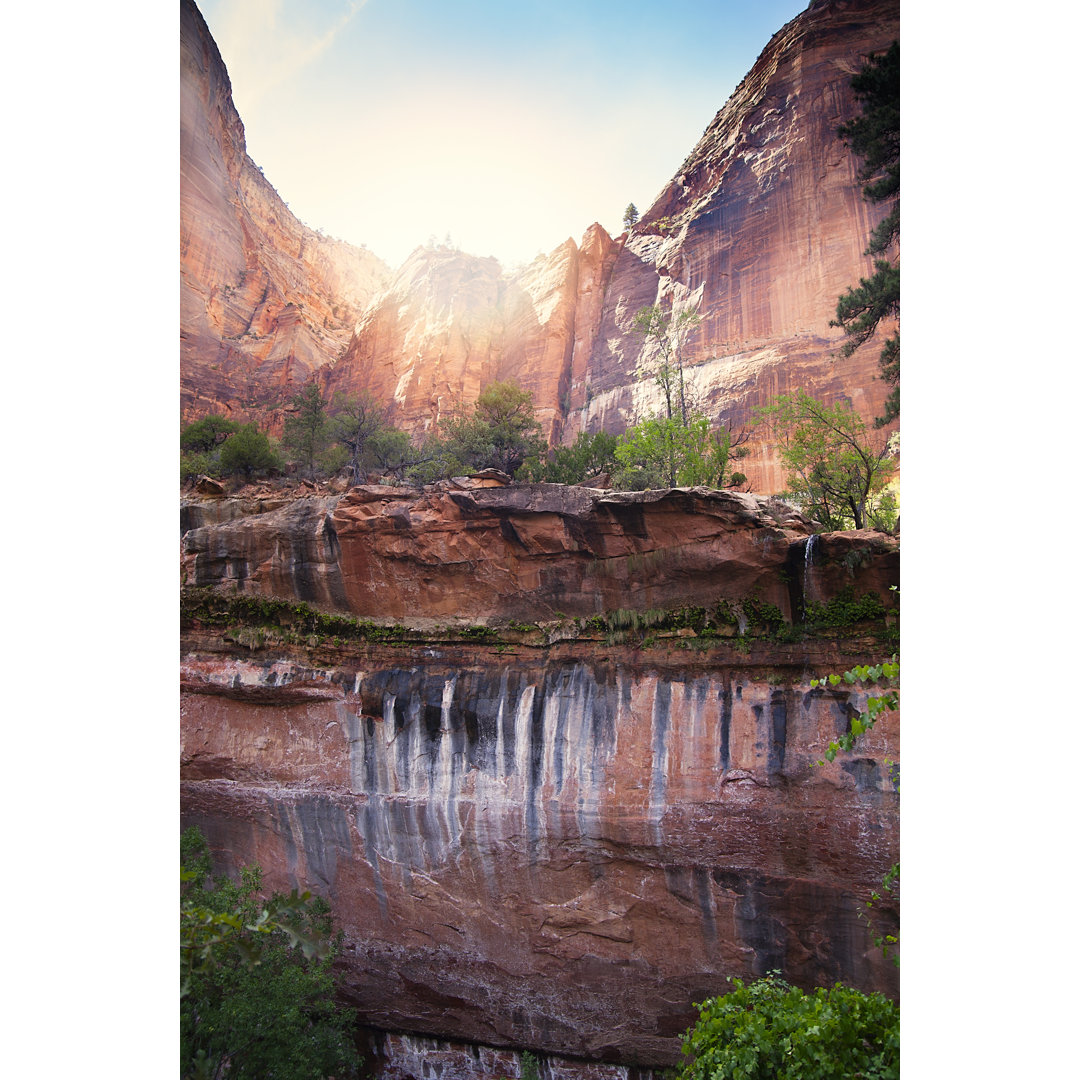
<box><xmin>180</xmin><ymin>828</ymin><xmax>361</xmax><ymax>1079</ymax></box>
<box><xmin>219</xmin><ymin>423</ymin><xmax>283</xmax><ymax>478</ymax></box>
<box><xmin>181</xmin><ymin>450</ymin><xmax>215</xmax><ymax>481</ymax></box>
<box><xmin>181</xmin><ymin>413</ymin><xmax>240</xmax><ymax>452</ymax></box>
<box><xmin>680</xmin><ymin>973</ymin><xmax>899</xmax><ymax>1080</ymax></box>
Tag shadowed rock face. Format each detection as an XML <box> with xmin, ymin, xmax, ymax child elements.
<box><xmin>180</xmin><ymin>0</ymin><xmax>900</xmax><ymax>489</ymax></box>
<box><xmin>180</xmin><ymin>486</ymin><xmax>898</xmax><ymax>1065</ymax></box>
<box><xmin>181</xmin><ymin>643</ymin><xmax>898</xmax><ymax>1065</ymax></box>
<box><xmin>181</xmin><ymin>484</ymin><xmax>898</xmax><ymax>622</ymax></box>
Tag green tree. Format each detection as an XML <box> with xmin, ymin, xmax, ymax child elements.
<box><xmin>218</xmin><ymin>423</ymin><xmax>282</xmax><ymax>480</ymax></box>
<box><xmin>679</xmin><ymin>973</ymin><xmax>899</xmax><ymax>1080</ymax></box>
<box><xmin>329</xmin><ymin>390</ymin><xmax>391</xmax><ymax>485</ymax></box>
<box><xmin>614</xmin><ymin>415</ymin><xmax>748</xmax><ymax>490</ymax></box>
<box><xmin>180</xmin><ymin>828</ymin><xmax>360</xmax><ymax>1080</ymax></box>
<box><xmin>283</xmin><ymin>383</ymin><xmax>331</xmax><ymax>478</ymax></box>
<box><xmin>622</xmin><ymin>202</ymin><xmax>639</xmax><ymax>231</ymax></box>
<box><xmin>632</xmin><ymin>304</ymin><xmax>701</xmax><ymax>424</ymax></box>
<box><xmin>441</xmin><ymin>381</ymin><xmax>546</xmax><ymax>477</ymax></box>
<box><xmin>523</xmin><ymin>430</ymin><xmax>619</xmax><ymax>484</ymax></box>
<box><xmin>755</xmin><ymin>392</ymin><xmax>895</xmax><ymax>530</ymax></box>
<box><xmin>832</xmin><ymin>41</ymin><xmax>900</xmax><ymax>427</ymax></box>
<box><xmin>181</xmin><ymin>414</ymin><xmax>240</xmax><ymax>453</ymax></box>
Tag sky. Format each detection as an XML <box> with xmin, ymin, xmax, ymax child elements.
<box><xmin>198</xmin><ymin>0</ymin><xmax>808</xmax><ymax>270</ymax></box>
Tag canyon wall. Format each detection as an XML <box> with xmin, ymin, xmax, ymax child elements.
<box><xmin>181</xmin><ymin>487</ymin><xmax>899</xmax><ymax>1066</ymax></box>
<box><xmin>181</xmin><ymin>0</ymin><xmax>900</xmax><ymax>489</ymax></box>
<box><xmin>180</xmin><ymin>0</ymin><xmax>390</xmax><ymax>425</ymax></box>
<box><xmin>565</xmin><ymin>0</ymin><xmax>900</xmax><ymax>492</ymax></box>
<box><xmin>181</xmin><ymin>482</ymin><xmax>898</xmax><ymax>623</ymax></box>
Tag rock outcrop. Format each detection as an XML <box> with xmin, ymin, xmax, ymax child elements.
<box><xmin>180</xmin><ymin>0</ymin><xmax>390</xmax><ymax>425</ymax></box>
<box><xmin>182</xmin><ymin>483</ymin><xmax>898</xmax><ymax>623</ymax></box>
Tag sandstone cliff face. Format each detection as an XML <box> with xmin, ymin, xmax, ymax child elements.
<box><xmin>181</xmin><ymin>638</ymin><xmax>898</xmax><ymax>1065</ymax></box>
<box><xmin>323</xmin><ymin>229</ymin><xmax>617</xmax><ymax>443</ymax></box>
<box><xmin>180</xmin><ymin>0</ymin><xmax>390</xmax><ymax>425</ymax></box>
<box><xmin>181</xmin><ymin>0</ymin><xmax>899</xmax><ymax>492</ymax></box>
<box><xmin>568</xmin><ymin>0</ymin><xmax>900</xmax><ymax>491</ymax></box>
<box><xmin>181</xmin><ymin>488</ymin><xmax>898</xmax><ymax>1063</ymax></box>
<box><xmin>182</xmin><ymin>483</ymin><xmax>898</xmax><ymax>623</ymax></box>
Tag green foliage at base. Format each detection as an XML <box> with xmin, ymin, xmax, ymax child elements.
<box><xmin>180</xmin><ymin>828</ymin><xmax>360</xmax><ymax>1080</ymax></box>
<box><xmin>219</xmin><ymin>424</ymin><xmax>284</xmax><ymax>479</ymax></box>
<box><xmin>680</xmin><ymin>974</ymin><xmax>899</xmax><ymax>1080</ymax></box>
<box><xmin>440</xmin><ymin>381</ymin><xmax>546</xmax><ymax>477</ymax></box>
<box><xmin>522</xmin><ymin>430</ymin><xmax>618</xmax><ymax>484</ymax></box>
<box><xmin>612</xmin><ymin>415</ymin><xmax>747</xmax><ymax>490</ymax></box>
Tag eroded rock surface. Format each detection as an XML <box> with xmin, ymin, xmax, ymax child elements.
<box><xmin>181</xmin><ymin>641</ymin><xmax>899</xmax><ymax>1065</ymax></box>
<box><xmin>181</xmin><ymin>484</ymin><xmax>898</xmax><ymax>1063</ymax></box>
<box><xmin>182</xmin><ymin>485</ymin><xmax>898</xmax><ymax>622</ymax></box>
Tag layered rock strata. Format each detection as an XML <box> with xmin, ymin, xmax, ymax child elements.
<box><xmin>181</xmin><ymin>637</ymin><xmax>898</xmax><ymax>1065</ymax></box>
<box><xmin>181</xmin><ymin>483</ymin><xmax>898</xmax><ymax>623</ymax></box>
<box><xmin>181</xmin><ymin>486</ymin><xmax>898</xmax><ymax>1065</ymax></box>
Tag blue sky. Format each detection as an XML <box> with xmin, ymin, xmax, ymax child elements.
<box><xmin>199</xmin><ymin>0</ymin><xmax>808</xmax><ymax>269</ymax></box>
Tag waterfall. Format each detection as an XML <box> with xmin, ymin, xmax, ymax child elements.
<box><xmin>802</xmin><ymin>533</ymin><xmax>818</xmax><ymax>609</ymax></box>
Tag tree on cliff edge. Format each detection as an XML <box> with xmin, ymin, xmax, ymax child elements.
<box><xmin>283</xmin><ymin>382</ymin><xmax>331</xmax><ymax>478</ymax></box>
<box><xmin>440</xmin><ymin>381</ymin><xmax>545</xmax><ymax>477</ymax></box>
<box><xmin>831</xmin><ymin>41</ymin><xmax>900</xmax><ymax>427</ymax></box>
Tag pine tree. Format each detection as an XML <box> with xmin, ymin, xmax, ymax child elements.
<box><xmin>622</xmin><ymin>202</ymin><xmax>639</xmax><ymax>231</ymax></box>
<box><xmin>831</xmin><ymin>41</ymin><xmax>899</xmax><ymax>427</ymax></box>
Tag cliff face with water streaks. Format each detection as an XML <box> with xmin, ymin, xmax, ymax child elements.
<box><xmin>181</xmin><ymin>639</ymin><xmax>898</xmax><ymax>1065</ymax></box>
<box><xmin>180</xmin><ymin>483</ymin><xmax>898</xmax><ymax>623</ymax></box>
<box><xmin>181</xmin><ymin>486</ymin><xmax>898</xmax><ymax>1065</ymax></box>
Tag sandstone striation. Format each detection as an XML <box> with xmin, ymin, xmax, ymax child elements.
<box><xmin>568</xmin><ymin>0</ymin><xmax>901</xmax><ymax>491</ymax></box>
<box><xmin>181</xmin><ymin>636</ymin><xmax>899</xmax><ymax>1065</ymax></box>
<box><xmin>180</xmin><ymin>0</ymin><xmax>390</xmax><ymax>426</ymax></box>
<box><xmin>182</xmin><ymin>484</ymin><xmax>898</xmax><ymax>623</ymax></box>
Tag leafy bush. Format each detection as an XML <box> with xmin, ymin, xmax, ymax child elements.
<box><xmin>523</xmin><ymin>430</ymin><xmax>618</xmax><ymax>484</ymax></box>
<box><xmin>613</xmin><ymin>415</ymin><xmax>746</xmax><ymax>490</ymax></box>
<box><xmin>440</xmin><ymin>381</ymin><xmax>546</xmax><ymax>477</ymax></box>
<box><xmin>180</xmin><ymin>828</ymin><xmax>360</xmax><ymax>1080</ymax></box>
<box><xmin>680</xmin><ymin>973</ymin><xmax>899</xmax><ymax>1080</ymax></box>
<box><xmin>181</xmin><ymin>450</ymin><xmax>215</xmax><ymax>481</ymax></box>
<box><xmin>219</xmin><ymin>424</ymin><xmax>283</xmax><ymax>478</ymax></box>
<box><xmin>181</xmin><ymin>414</ymin><xmax>240</xmax><ymax>453</ymax></box>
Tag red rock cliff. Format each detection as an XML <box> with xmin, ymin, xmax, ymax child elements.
<box><xmin>180</xmin><ymin>0</ymin><xmax>390</xmax><ymax>425</ymax></box>
<box><xmin>181</xmin><ymin>487</ymin><xmax>899</xmax><ymax>1065</ymax></box>
<box><xmin>567</xmin><ymin>0</ymin><xmax>900</xmax><ymax>490</ymax></box>
<box><xmin>181</xmin><ymin>0</ymin><xmax>899</xmax><ymax>488</ymax></box>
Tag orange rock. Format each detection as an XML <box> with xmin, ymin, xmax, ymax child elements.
<box><xmin>180</xmin><ymin>0</ymin><xmax>389</xmax><ymax>428</ymax></box>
